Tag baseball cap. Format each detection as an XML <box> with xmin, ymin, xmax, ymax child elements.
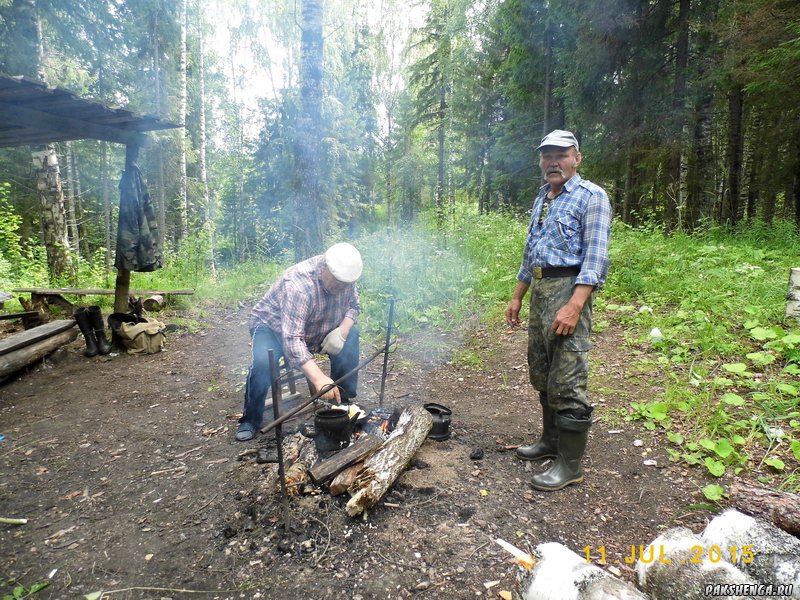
<box><xmin>324</xmin><ymin>243</ymin><xmax>363</xmax><ymax>283</ymax></box>
<box><xmin>537</xmin><ymin>129</ymin><xmax>579</xmax><ymax>152</ymax></box>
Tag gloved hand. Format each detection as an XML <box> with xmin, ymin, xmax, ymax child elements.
<box><xmin>321</xmin><ymin>327</ymin><xmax>347</xmax><ymax>356</ymax></box>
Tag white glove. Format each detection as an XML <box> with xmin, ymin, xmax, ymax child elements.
<box><xmin>321</xmin><ymin>327</ymin><xmax>347</xmax><ymax>356</ymax></box>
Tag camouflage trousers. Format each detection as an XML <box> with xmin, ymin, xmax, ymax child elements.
<box><xmin>527</xmin><ymin>276</ymin><xmax>593</xmax><ymax>415</ymax></box>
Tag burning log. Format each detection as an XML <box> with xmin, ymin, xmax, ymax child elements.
<box><xmin>283</xmin><ymin>432</ymin><xmax>318</xmax><ymax>493</ymax></box>
<box><xmin>701</xmin><ymin>509</ymin><xmax>800</xmax><ymax>591</ymax></box>
<box><xmin>519</xmin><ymin>542</ymin><xmax>649</xmax><ymax>600</ymax></box>
<box><xmin>309</xmin><ymin>434</ymin><xmax>384</xmax><ymax>484</ymax></box>
<box><xmin>636</xmin><ymin>527</ymin><xmax>757</xmax><ymax>599</ymax></box>
<box><xmin>729</xmin><ymin>480</ymin><xmax>800</xmax><ymax>537</ymax></box>
<box><xmin>345</xmin><ymin>404</ymin><xmax>432</xmax><ymax>517</ymax></box>
<box><xmin>330</xmin><ymin>464</ymin><xmax>361</xmax><ymax>496</ymax></box>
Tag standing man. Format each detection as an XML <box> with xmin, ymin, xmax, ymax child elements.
<box><xmin>506</xmin><ymin>130</ymin><xmax>611</xmax><ymax>491</ymax></box>
<box><xmin>236</xmin><ymin>242</ymin><xmax>363</xmax><ymax>442</ymax></box>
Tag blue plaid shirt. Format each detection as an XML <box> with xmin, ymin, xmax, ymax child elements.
<box><xmin>517</xmin><ymin>174</ymin><xmax>612</xmax><ymax>288</ymax></box>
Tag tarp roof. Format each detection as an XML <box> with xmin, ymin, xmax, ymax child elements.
<box><xmin>0</xmin><ymin>73</ymin><xmax>178</xmax><ymax>148</ymax></box>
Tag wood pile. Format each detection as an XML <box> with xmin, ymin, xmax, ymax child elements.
<box><xmin>510</xmin><ymin>506</ymin><xmax>800</xmax><ymax>600</ymax></box>
<box><xmin>260</xmin><ymin>404</ymin><xmax>433</xmax><ymax>517</ymax></box>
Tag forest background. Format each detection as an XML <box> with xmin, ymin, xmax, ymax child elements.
<box><xmin>0</xmin><ymin>0</ymin><xmax>799</xmax><ymax>494</ymax></box>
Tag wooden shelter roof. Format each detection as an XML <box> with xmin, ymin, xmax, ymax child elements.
<box><xmin>0</xmin><ymin>73</ymin><xmax>178</xmax><ymax>148</ymax></box>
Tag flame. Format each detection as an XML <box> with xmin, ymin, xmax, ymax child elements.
<box><xmin>379</xmin><ymin>419</ymin><xmax>390</xmax><ymax>434</ymax></box>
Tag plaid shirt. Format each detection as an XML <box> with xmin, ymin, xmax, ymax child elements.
<box><xmin>517</xmin><ymin>174</ymin><xmax>612</xmax><ymax>288</ymax></box>
<box><xmin>249</xmin><ymin>255</ymin><xmax>360</xmax><ymax>369</ymax></box>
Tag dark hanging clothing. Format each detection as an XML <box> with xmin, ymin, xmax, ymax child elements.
<box><xmin>115</xmin><ymin>164</ymin><xmax>162</xmax><ymax>272</ymax></box>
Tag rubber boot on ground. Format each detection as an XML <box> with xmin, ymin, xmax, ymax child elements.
<box><xmin>74</xmin><ymin>308</ymin><xmax>98</xmax><ymax>357</ymax></box>
<box><xmin>530</xmin><ymin>411</ymin><xmax>592</xmax><ymax>492</ymax></box>
<box><xmin>516</xmin><ymin>399</ymin><xmax>558</xmax><ymax>461</ymax></box>
<box><xmin>87</xmin><ymin>305</ymin><xmax>112</xmax><ymax>355</ymax></box>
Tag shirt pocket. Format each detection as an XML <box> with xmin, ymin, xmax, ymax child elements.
<box><xmin>553</xmin><ymin>211</ymin><xmax>581</xmax><ymax>253</ymax></box>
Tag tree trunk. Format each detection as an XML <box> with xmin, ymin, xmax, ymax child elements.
<box><xmin>70</xmin><ymin>144</ymin><xmax>89</xmax><ymax>258</ymax></box>
<box><xmin>64</xmin><ymin>142</ymin><xmax>80</xmax><ymax>254</ymax></box>
<box><xmin>197</xmin><ymin>13</ymin><xmax>216</xmax><ymax>280</ymax></box>
<box><xmin>178</xmin><ymin>0</ymin><xmax>189</xmax><ymax>242</ymax></box>
<box><xmin>686</xmin><ymin>87</ymin><xmax>714</xmax><ymax>227</ymax></box>
<box><xmin>102</xmin><ymin>142</ymin><xmax>112</xmax><ymax>273</ymax></box>
<box><xmin>623</xmin><ymin>150</ymin><xmax>639</xmax><ymax>225</ymax></box>
<box><xmin>293</xmin><ymin>0</ymin><xmax>325</xmax><ymax>261</ymax></box>
<box><xmin>32</xmin><ymin>146</ymin><xmax>71</xmax><ymax>282</ymax></box>
<box><xmin>730</xmin><ymin>480</ymin><xmax>800</xmax><ymax>538</ymax></box>
<box><xmin>435</xmin><ymin>79</ymin><xmax>446</xmax><ymax>236</ymax></box>
<box><xmin>665</xmin><ymin>0</ymin><xmax>690</xmax><ymax>231</ymax></box>
<box><xmin>793</xmin><ymin>142</ymin><xmax>800</xmax><ymax>232</ymax></box>
<box><xmin>542</xmin><ymin>23</ymin><xmax>554</xmax><ymax>135</ymax></box>
<box><xmin>723</xmin><ymin>85</ymin><xmax>744</xmax><ymax>225</ymax></box>
<box><xmin>151</xmin><ymin>9</ymin><xmax>167</xmax><ymax>250</ymax></box>
<box><xmin>345</xmin><ymin>405</ymin><xmax>432</xmax><ymax>517</ymax></box>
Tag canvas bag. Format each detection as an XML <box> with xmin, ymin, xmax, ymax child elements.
<box><xmin>117</xmin><ymin>316</ymin><xmax>166</xmax><ymax>354</ymax></box>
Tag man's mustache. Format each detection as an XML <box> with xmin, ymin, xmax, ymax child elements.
<box><xmin>546</xmin><ymin>167</ymin><xmax>563</xmax><ymax>175</ymax></box>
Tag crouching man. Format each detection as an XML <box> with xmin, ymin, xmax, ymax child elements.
<box><xmin>235</xmin><ymin>242</ymin><xmax>363</xmax><ymax>442</ymax></box>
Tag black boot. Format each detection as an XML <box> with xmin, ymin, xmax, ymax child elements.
<box><xmin>516</xmin><ymin>395</ymin><xmax>558</xmax><ymax>461</ymax></box>
<box><xmin>530</xmin><ymin>410</ymin><xmax>592</xmax><ymax>492</ymax></box>
<box><xmin>87</xmin><ymin>306</ymin><xmax>112</xmax><ymax>355</ymax></box>
<box><xmin>74</xmin><ymin>307</ymin><xmax>98</xmax><ymax>357</ymax></box>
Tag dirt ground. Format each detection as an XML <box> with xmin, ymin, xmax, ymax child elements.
<box><xmin>0</xmin><ymin>303</ymin><xmax>714</xmax><ymax>599</ymax></box>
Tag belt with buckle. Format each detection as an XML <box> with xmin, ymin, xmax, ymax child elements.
<box><xmin>532</xmin><ymin>266</ymin><xmax>581</xmax><ymax>279</ymax></box>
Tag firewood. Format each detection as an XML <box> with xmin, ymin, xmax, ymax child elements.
<box><xmin>330</xmin><ymin>464</ymin><xmax>362</xmax><ymax>496</ymax></box>
<box><xmin>636</xmin><ymin>527</ymin><xmax>757</xmax><ymax>599</ymax></box>
<box><xmin>519</xmin><ymin>542</ymin><xmax>649</xmax><ymax>600</ymax></box>
<box><xmin>309</xmin><ymin>434</ymin><xmax>384</xmax><ymax>484</ymax></box>
<box><xmin>729</xmin><ymin>480</ymin><xmax>800</xmax><ymax>537</ymax></box>
<box><xmin>142</xmin><ymin>294</ymin><xmax>164</xmax><ymax>312</ymax></box>
<box><xmin>345</xmin><ymin>404</ymin><xmax>432</xmax><ymax>517</ymax></box>
<box><xmin>701</xmin><ymin>509</ymin><xmax>800</xmax><ymax>590</ymax></box>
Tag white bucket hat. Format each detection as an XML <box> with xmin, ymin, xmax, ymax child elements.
<box><xmin>324</xmin><ymin>243</ymin><xmax>363</xmax><ymax>283</ymax></box>
<box><xmin>537</xmin><ymin>129</ymin><xmax>579</xmax><ymax>152</ymax></box>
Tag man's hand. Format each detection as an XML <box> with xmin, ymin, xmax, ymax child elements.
<box><xmin>551</xmin><ymin>284</ymin><xmax>594</xmax><ymax>336</ymax></box>
<box><xmin>313</xmin><ymin>375</ymin><xmax>342</xmax><ymax>403</ymax></box>
<box><xmin>506</xmin><ymin>298</ymin><xmax>522</xmax><ymax>327</ymax></box>
<box><xmin>321</xmin><ymin>327</ymin><xmax>346</xmax><ymax>356</ymax></box>
<box><xmin>506</xmin><ymin>281</ymin><xmax>530</xmax><ymax>327</ymax></box>
<box><xmin>551</xmin><ymin>301</ymin><xmax>581</xmax><ymax>335</ymax></box>
<box><xmin>302</xmin><ymin>359</ymin><xmax>342</xmax><ymax>403</ymax></box>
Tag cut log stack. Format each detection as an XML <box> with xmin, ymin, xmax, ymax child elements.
<box><xmin>0</xmin><ymin>319</ymin><xmax>77</xmax><ymax>379</ymax></box>
<box><xmin>511</xmin><ymin>508</ymin><xmax>799</xmax><ymax>600</ymax></box>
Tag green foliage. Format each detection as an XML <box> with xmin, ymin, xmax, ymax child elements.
<box><xmin>605</xmin><ymin>220</ymin><xmax>800</xmax><ymax>490</ymax></box>
<box><xmin>0</xmin><ymin>579</ymin><xmax>49</xmax><ymax>600</ymax></box>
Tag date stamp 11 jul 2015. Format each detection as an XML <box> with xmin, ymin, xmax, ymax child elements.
<box><xmin>583</xmin><ymin>544</ymin><xmax>755</xmax><ymax>566</ymax></box>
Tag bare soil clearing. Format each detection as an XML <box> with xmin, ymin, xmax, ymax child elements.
<box><xmin>0</xmin><ymin>307</ymin><xmax>713</xmax><ymax>599</ymax></box>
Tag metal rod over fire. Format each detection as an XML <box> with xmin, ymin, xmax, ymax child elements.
<box><xmin>378</xmin><ymin>296</ymin><xmax>395</xmax><ymax>407</ymax></box>
<box><xmin>269</xmin><ymin>349</ymin><xmax>291</xmax><ymax>531</ymax></box>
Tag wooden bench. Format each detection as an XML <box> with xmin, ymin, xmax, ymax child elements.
<box><xmin>12</xmin><ymin>287</ymin><xmax>194</xmax><ymax>313</ymax></box>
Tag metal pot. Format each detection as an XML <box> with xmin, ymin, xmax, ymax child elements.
<box><xmin>312</xmin><ymin>408</ymin><xmax>358</xmax><ymax>455</ymax></box>
<box><xmin>424</xmin><ymin>402</ymin><xmax>452</xmax><ymax>441</ymax></box>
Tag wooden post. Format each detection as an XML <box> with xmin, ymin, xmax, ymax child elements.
<box><xmin>114</xmin><ymin>143</ymin><xmax>139</xmax><ymax>314</ymax></box>
<box><xmin>787</xmin><ymin>267</ymin><xmax>800</xmax><ymax>322</ymax></box>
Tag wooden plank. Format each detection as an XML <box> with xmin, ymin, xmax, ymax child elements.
<box><xmin>0</xmin><ymin>101</ymin><xmax>147</xmax><ymax>147</ymax></box>
<box><xmin>12</xmin><ymin>287</ymin><xmax>194</xmax><ymax>296</ymax></box>
<box><xmin>0</xmin><ymin>312</ymin><xmax>39</xmax><ymax>321</ymax></box>
<box><xmin>309</xmin><ymin>434</ymin><xmax>384</xmax><ymax>485</ymax></box>
<box><xmin>0</xmin><ymin>320</ymin><xmax>76</xmax><ymax>357</ymax></box>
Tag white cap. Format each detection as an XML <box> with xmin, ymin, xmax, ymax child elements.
<box><xmin>324</xmin><ymin>243</ymin><xmax>363</xmax><ymax>283</ymax></box>
<box><xmin>537</xmin><ymin>129</ymin><xmax>579</xmax><ymax>152</ymax></box>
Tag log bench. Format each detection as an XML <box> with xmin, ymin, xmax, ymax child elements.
<box><xmin>12</xmin><ymin>287</ymin><xmax>194</xmax><ymax>313</ymax></box>
<box><xmin>0</xmin><ymin>319</ymin><xmax>78</xmax><ymax>379</ymax></box>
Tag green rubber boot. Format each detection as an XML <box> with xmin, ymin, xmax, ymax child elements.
<box><xmin>516</xmin><ymin>402</ymin><xmax>558</xmax><ymax>461</ymax></box>
<box><xmin>530</xmin><ymin>411</ymin><xmax>592</xmax><ymax>491</ymax></box>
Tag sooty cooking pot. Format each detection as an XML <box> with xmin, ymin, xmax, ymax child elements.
<box><xmin>424</xmin><ymin>402</ymin><xmax>452</xmax><ymax>441</ymax></box>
